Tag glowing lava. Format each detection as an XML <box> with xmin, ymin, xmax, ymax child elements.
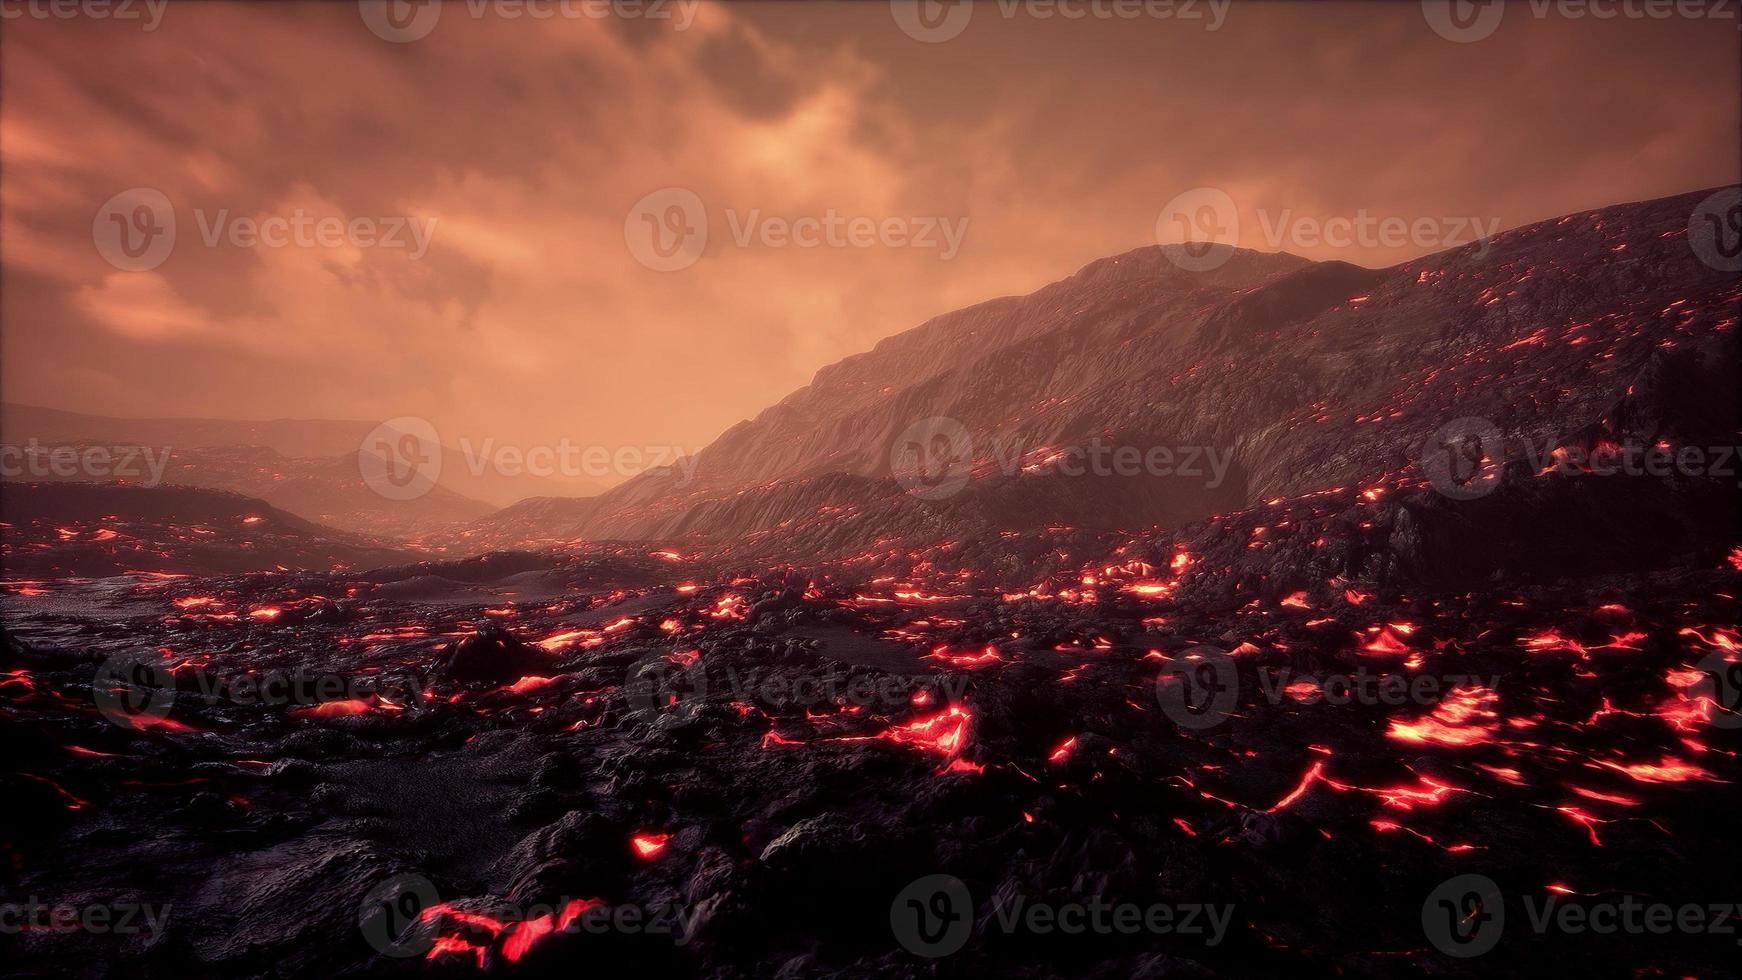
<box><xmin>631</xmin><ymin>832</ymin><xmax>672</xmax><ymax>858</ymax></box>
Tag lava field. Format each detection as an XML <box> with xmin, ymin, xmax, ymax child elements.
<box><xmin>4</xmin><ymin>485</ymin><xmax>1741</xmax><ymax>976</ymax></box>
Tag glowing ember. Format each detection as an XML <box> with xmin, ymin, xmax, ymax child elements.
<box><xmin>487</xmin><ymin>897</ymin><xmax>603</xmax><ymax>963</ymax></box>
<box><xmin>1266</xmin><ymin>761</ymin><xmax>1328</xmax><ymax>812</ymax></box>
<box><xmin>535</xmin><ymin>629</ymin><xmax>595</xmax><ymax>652</ymax></box>
<box><xmin>292</xmin><ymin>698</ymin><xmax>371</xmax><ymax>719</ymax></box>
<box><xmin>1361</xmin><ymin>626</ymin><xmax>1414</xmax><ymax>655</ymax></box>
<box><xmin>877</xmin><ymin>705</ymin><xmax>972</xmax><ymax>757</ymax></box>
<box><xmin>631</xmin><ymin>832</ymin><xmax>672</xmax><ymax>858</ymax></box>
<box><xmin>1386</xmin><ymin>686</ymin><xmax>1499</xmax><ymax>747</ymax></box>
<box><xmin>924</xmin><ymin>645</ymin><xmax>1003</xmax><ymax>668</ymax></box>
<box><xmin>1594</xmin><ymin>757</ymin><xmax>1713</xmax><ymax>784</ymax></box>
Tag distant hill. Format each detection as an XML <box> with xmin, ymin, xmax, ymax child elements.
<box><xmin>0</xmin><ymin>405</ymin><xmax>607</xmax><ymax>532</ymax></box>
<box><xmin>0</xmin><ymin>481</ymin><xmax>417</xmax><ymax>576</ymax></box>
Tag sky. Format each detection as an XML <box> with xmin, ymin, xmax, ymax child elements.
<box><xmin>2</xmin><ymin>0</ymin><xmax>1736</xmax><ymax>477</ymax></box>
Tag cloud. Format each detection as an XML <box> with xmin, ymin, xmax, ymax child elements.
<box><xmin>2</xmin><ymin>2</ymin><xmax>1736</xmax><ymax>479</ymax></box>
<box><xmin>74</xmin><ymin>272</ymin><xmax>211</xmax><ymax>341</ymax></box>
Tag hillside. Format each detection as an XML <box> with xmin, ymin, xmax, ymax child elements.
<box><xmin>461</xmin><ymin>187</ymin><xmax>1740</xmax><ymax>559</ymax></box>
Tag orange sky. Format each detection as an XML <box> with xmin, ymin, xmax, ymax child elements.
<box><xmin>2</xmin><ymin>1</ymin><xmax>1736</xmax><ymax>475</ymax></box>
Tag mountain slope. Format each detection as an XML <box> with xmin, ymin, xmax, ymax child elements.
<box><xmin>462</xmin><ymin>187</ymin><xmax>1740</xmax><ymax>558</ymax></box>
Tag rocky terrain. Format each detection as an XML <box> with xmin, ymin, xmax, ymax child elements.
<box><xmin>3</xmin><ymin>532</ymin><xmax>1738</xmax><ymax>977</ymax></box>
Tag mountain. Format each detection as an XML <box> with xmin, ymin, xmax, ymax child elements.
<box><xmin>0</xmin><ymin>406</ymin><xmax>603</xmax><ymax>531</ymax></box>
<box><xmin>0</xmin><ymin>481</ymin><xmax>416</xmax><ymax>576</ymax></box>
<box><xmin>459</xmin><ymin>187</ymin><xmax>1740</xmax><ymax>560</ymax></box>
